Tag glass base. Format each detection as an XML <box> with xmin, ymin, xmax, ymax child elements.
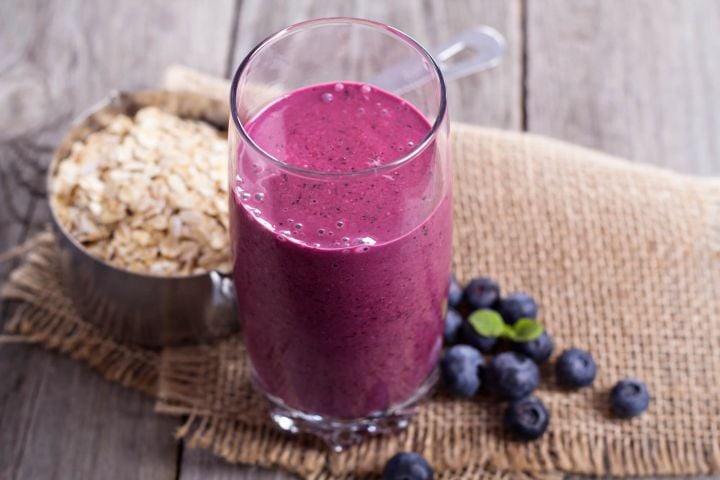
<box><xmin>262</xmin><ymin>368</ymin><xmax>439</xmax><ymax>452</ymax></box>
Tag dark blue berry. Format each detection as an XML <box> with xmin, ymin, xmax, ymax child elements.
<box><xmin>610</xmin><ymin>379</ymin><xmax>650</xmax><ymax>418</ymax></box>
<box><xmin>463</xmin><ymin>277</ymin><xmax>500</xmax><ymax>310</ymax></box>
<box><xmin>440</xmin><ymin>345</ymin><xmax>483</xmax><ymax>398</ymax></box>
<box><xmin>459</xmin><ymin>319</ymin><xmax>498</xmax><ymax>353</ymax></box>
<box><xmin>448</xmin><ymin>275</ymin><xmax>463</xmax><ymax>308</ymax></box>
<box><xmin>382</xmin><ymin>452</ymin><xmax>433</xmax><ymax>480</ymax></box>
<box><xmin>503</xmin><ymin>396</ymin><xmax>550</xmax><ymax>441</ymax></box>
<box><xmin>485</xmin><ymin>352</ymin><xmax>540</xmax><ymax>400</ymax></box>
<box><xmin>556</xmin><ymin>348</ymin><xmax>596</xmax><ymax>388</ymax></box>
<box><xmin>497</xmin><ymin>292</ymin><xmax>538</xmax><ymax>325</ymax></box>
<box><xmin>443</xmin><ymin>308</ymin><xmax>463</xmax><ymax>345</ymax></box>
<box><xmin>512</xmin><ymin>332</ymin><xmax>554</xmax><ymax>364</ymax></box>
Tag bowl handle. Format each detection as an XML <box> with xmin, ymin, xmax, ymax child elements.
<box><xmin>206</xmin><ymin>270</ymin><xmax>238</xmax><ymax>336</ymax></box>
<box><xmin>209</xmin><ymin>270</ymin><xmax>236</xmax><ymax>307</ymax></box>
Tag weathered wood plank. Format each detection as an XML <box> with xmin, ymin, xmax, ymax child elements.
<box><xmin>0</xmin><ymin>346</ymin><xmax>179</xmax><ymax>480</ymax></box>
<box><xmin>0</xmin><ymin>1</ymin><xmax>238</xmax><ymax>479</ymax></box>
<box><xmin>525</xmin><ymin>0</ymin><xmax>720</xmax><ymax>175</ymax></box>
<box><xmin>0</xmin><ymin>138</ymin><xmax>40</xmax><ymax>282</ymax></box>
<box><xmin>180</xmin><ymin>449</ymin><xmax>298</xmax><ymax>480</ymax></box>
<box><xmin>231</xmin><ymin>0</ymin><xmax>522</xmax><ymax>129</ymax></box>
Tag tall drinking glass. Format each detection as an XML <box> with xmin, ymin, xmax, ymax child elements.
<box><xmin>228</xmin><ymin>17</ymin><xmax>451</xmax><ymax>450</ymax></box>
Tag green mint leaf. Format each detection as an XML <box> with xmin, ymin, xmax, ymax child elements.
<box><xmin>511</xmin><ymin>318</ymin><xmax>544</xmax><ymax>342</ymax></box>
<box><xmin>468</xmin><ymin>309</ymin><xmax>508</xmax><ymax>338</ymax></box>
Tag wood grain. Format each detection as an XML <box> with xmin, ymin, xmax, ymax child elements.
<box><xmin>0</xmin><ymin>1</ymin><xmax>237</xmax><ymax>479</ymax></box>
<box><xmin>179</xmin><ymin>449</ymin><xmax>298</xmax><ymax>480</ymax></box>
<box><xmin>525</xmin><ymin>0</ymin><xmax>720</xmax><ymax>175</ymax></box>
<box><xmin>0</xmin><ymin>347</ymin><xmax>179</xmax><ymax>480</ymax></box>
<box><xmin>230</xmin><ymin>0</ymin><xmax>522</xmax><ymax>128</ymax></box>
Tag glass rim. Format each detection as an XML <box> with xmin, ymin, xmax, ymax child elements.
<box><xmin>229</xmin><ymin>17</ymin><xmax>447</xmax><ymax>178</ymax></box>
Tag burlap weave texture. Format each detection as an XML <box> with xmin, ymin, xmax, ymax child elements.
<box><xmin>2</xmin><ymin>67</ymin><xmax>719</xmax><ymax>479</ymax></box>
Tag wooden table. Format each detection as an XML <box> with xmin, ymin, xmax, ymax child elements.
<box><xmin>1</xmin><ymin>1</ymin><xmax>719</xmax><ymax>479</ymax></box>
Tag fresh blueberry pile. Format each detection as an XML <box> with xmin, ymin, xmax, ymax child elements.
<box><xmin>444</xmin><ymin>275</ymin><xmax>652</xmax><ymax>435</ymax></box>
<box><xmin>381</xmin><ymin>275</ymin><xmax>651</xmax><ymax>479</ymax></box>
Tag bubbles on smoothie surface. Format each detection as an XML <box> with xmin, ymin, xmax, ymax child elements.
<box><xmin>342</xmin><ymin>236</ymin><xmax>376</xmax><ymax>254</ymax></box>
<box><xmin>247</xmin><ymin>82</ymin><xmax>426</xmax><ymax>174</ymax></box>
<box><xmin>367</xmin><ymin>156</ymin><xmax>382</xmax><ymax>168</ymax></box>
<box><xmin>353</xmin><ymin>236</ymin><xmax>377</xmax><ymax>246</ymax></box>
<box><xmin>239</xmin><ymin>81</ymin><xmax>435</xmax><ymax>248</ymax></box>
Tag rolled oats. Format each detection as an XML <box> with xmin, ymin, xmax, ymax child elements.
<box><xmin>51</xmin><ymin>107</ymin><xmax>231</xmax><ymax>276</ymax></box>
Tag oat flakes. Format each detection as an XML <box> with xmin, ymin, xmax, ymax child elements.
<box><xmin>51</xmin><ymin>107</ymin><xmax>230</xmax><ymax>276</ymax></box>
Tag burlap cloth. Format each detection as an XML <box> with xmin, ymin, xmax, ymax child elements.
<box><xmin>2</xmin><ymin>66</ymin><xmax>719</xmax><ymax>479</ymax></box>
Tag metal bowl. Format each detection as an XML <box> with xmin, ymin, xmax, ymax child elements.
<box><xmin>47</xmin><ymin>90</ymin><xmax>238</xmax><ymax>348</ymax></box>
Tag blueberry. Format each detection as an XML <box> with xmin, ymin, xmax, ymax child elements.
<box><xmin>485</xmin><ymin>352</ymin><xmax>540</xmax><ymax>400</ymax></box>
<box><xmin>610</xmin><ymin>379</ymin><xmax>650</xmax><ymax>418</ymax></box>
<box><xmin>440</xmin><ymin>345</ymin><xmax>483</xmax><ymax>398</ymax></box>
<box><xmin>459</xmin><ymin>319</ymin><xmax>498</xmax><ymax>353</ymax></box>
<box><xmin>443</xmin><ymin>308</ymin><xmax>463</xmax><ymax>345</ymax></box>
<box><xmin>463</xmin><ymin>277</ymin><xmax>500</xmax><ymax>310</ymax></box>
<box><xmin>556</xmin><ymin>348</ymin><xmax>596</xmax><ymax>388</ymax></box>
<box><xmin>382</xmin><ymin>452</ymin><xmax>433</xmax><ymax>480</ymax></box>
<box><xmin>503</xmin><ymin>396</ymin><xmax>550</xmax><ymax>441</ymax></box>
<box><xmin>448</xmin><ymin>274</ymin><xmax>463</xmax><ymax>308</ymax></box>
<box><xmin>497</xmin><ymin>293</ymin><xmax>538</xmax><ymax>325</ymax></box>
<box><xmin>512</xmin><ymin>332</ymin><xmax>554</xmax><ymax>364</ymax></box>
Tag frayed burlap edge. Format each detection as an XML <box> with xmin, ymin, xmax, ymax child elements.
<box><xmin>175</xmin><ymin>412</ymin><xmax>720</xmax><ymax>477</ymax></box>
<box><xmin>161</xmin><ymin>364</ymin><xmax>720</xmax><ymax>479</ymax></box>
<box><xmin>1</xmin><ymin>233</ymin><xmax>159</xmax><ymax>395</ymax></box>
<box><xmin>157</xmin><ymin>338</ymin><xmax>565</xmax><ymax>480</ymax></box>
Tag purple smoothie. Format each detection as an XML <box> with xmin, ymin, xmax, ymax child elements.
<box><xmin>231</xmin><ymin>82</ymin><xmax>452</xmax><ymax>418</ymax></box>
